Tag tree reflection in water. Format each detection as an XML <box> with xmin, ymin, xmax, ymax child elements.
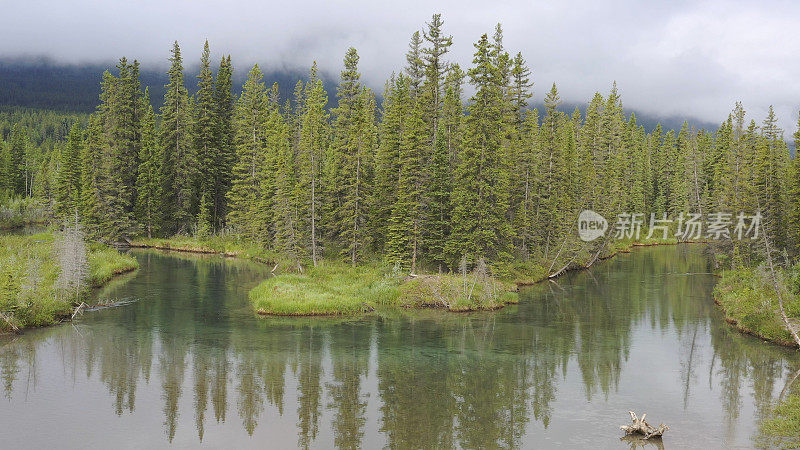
<box><xmin>0</xmin><ymin>246</ymin><xmax>796</xmax><ymax>448</ymax></box>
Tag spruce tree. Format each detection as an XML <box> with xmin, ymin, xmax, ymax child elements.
<box><xmin>0</xmin><ymin>136</ymin><xmax>8</xmax><ymax>200</ymax></box>
<box><xmin>194</xmin><ymin>41</ymin><xmax>217</xmax><ymax>234</ymax></box>
<box><xmin>421</xmin><ymin>13</ymin><xmax>453</xmax><ymax>138</ymax></box>
<box><xmin>136</xmin><ymin>92</ymin><xmax>162</xmax><ymax>238</ymax></box>
<box><xmin>330</xmin><ymin>48</ymin><xmax>376</xmax><ymax>264</ymax></box>
<box><xmin>8</xmin><ymin>124</ymin><xmax>27</xmax><ymax>197</ymax></box>
<box><xmin>405</xmin><ymin>32</ymin><xmax>424</xmax><ymax>96</ymax></box>
<box><xmin>213</xmin><ymin>55</ymin><xmax>235</xmax><ymax>230</ymax></box>
<box><xmin>159</xmin><ymin>41</ymin><xmax>196</xmax><ymax>234</ymax></box>
<box><xmin>448</xmin><ymin>33</ymin><xmax>511</xmax><ymax>264</ymax></box>
<box><xmin>296</xmin><ymin>62</ymin><xmax>329</xmax><ymax>266</ymax></box>
<box><xmin>425</xmin><ymin>129</ymin><xmax>452</xmax><ymax>271</ymax></box>
<box><xmin>787</xmin><ymin>111</ymin><xmax>800</xmax><ymax>254</ymax></box>
<box><xmin>373</xmin><ymin>75</ymin><xmax>407</xmax><ymax>251</ymax></box>
<box><xmin>386</xmin><ymin>76</ymin><xmax>426</xmax><ymax>271</ymax></box>
<box><xmin>55</xmin><ymin>123</ymin><xmax>83</xmax><ymax>217</ymax></box>
<box><xmin>227</xmin><ymin>65</ymin><xmax>270</xmax><ymax>242</ymax></box>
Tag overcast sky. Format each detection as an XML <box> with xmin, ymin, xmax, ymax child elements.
<box><xmin>3</xmin><ymin>0</ymin><xmax>800</xmax><ymax>133</ymax></box>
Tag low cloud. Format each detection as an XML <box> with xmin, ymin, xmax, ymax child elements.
<box><xmin>3</xmin><ymin>0</ymin><xmax>799</xmax><ymax>133</ymax></box>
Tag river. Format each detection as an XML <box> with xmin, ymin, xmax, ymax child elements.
<box><xmin>0</xmin><ymin>245</ymin><xmax>796</xmax><ymax>448</ymax></box>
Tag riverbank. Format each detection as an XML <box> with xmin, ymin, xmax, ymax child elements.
<box><xmin>129</xmin><ymin>235</ymin><xmax>285</xmax><ymax>264</ymax></box>
<box><xmin>128</xmin><ymin>233</ymin><xmax>683</xmax><ymax>316</ymax></box>
<box><xmin>713</xmin><ymin>266</ymin><xmax>800</xmax><ymax>348</ymax></box>
<box><xmin>761</xmin><ymin>389</ymin><xmax>800</xmax><ymax>448</ymax></box>
<box><xmin>0</xmin><ymin>232</ymin><xmax>139</xmax><ymax>332</ymax></box>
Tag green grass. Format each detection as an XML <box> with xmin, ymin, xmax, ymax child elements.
<box><xmin>761</xmin><ymin>392</ymin><xmax>800</xmax><ymax>448</ymax></box>
<box><xmin>88</xmin><ymin>246</ymin><xmax>139</xmax><ymax>286</ymax></box>
<box><xmin>250</xmin><ymin>260</ymin><xmax>400</xmax><ymax>315</ymax></box>
<box><xmin>0</xmin><ymin>232</ymin><xmax>138</xmax><ymax>331</ymax></box>
<box><xmin>129</xmin><ymin>234</ymin><xmax>287</xmax><ymax>265</ymax></box>
<box><xmin>250</xmin><ymin>259</ymin><xmax>519</xmax><ymax>316</ymax></box>
<box><xmin>714</xmin><ymin>266</ymin><xmax>800</xmax><ymax>347</ymax></box>
<box><xmin>397</xmin><ymin>274</ymin><xmax>517</xmax><ymax>311</ymax></box>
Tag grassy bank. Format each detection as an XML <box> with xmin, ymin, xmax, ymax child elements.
<box><xmin>508</xmin><ymin>232</ymin><xmax>682</xmax><ymax>285</ymax></box>
<box><xmin>0</xmin><ymin>232</ymin><xmax>139</xmax><ymax>331</ymax></box>
<box><xmin>761</xmin><ymin>391</ymin><xmax>800</xmax><ymax>448</ymax></box>
<box><xmin>714</xmin><ymin>265</ymin><xmax>800</xmax><ymax>347</ymax></box>
<box><xmin>143</xmin><ymin>233</ymin><xmax>688</xmax><ymax>316</ymax></box>
<box><xmin>129</xmin><ymin>235</ymin><xmax>286</xmax><ymax>265</ymax></box>
<box><xmin>250</xmin><ymin>260</ymin><xmax>518</xmax><ymax>316</ymax></box>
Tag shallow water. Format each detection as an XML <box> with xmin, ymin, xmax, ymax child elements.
<box><xmin>0</xmin><ymin>245</ymin><xmax>796</xmax><ymax>449</ymax></box>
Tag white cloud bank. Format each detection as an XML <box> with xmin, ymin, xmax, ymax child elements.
<box><xmin>3</xmin><ymin>0</ymin><xmax>800</xmax><ymax>133</ymax></box>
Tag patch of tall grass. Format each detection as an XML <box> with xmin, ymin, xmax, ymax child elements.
<box><xmin>250</xmin><ymin>261</ymin><xmax>400</xmax><ymax>315</ymax></box>
<box><xmin>0</xmin><ymin>232</ymin><xmax>138</xmax><ymax>331</ymax></box>
<box><xmin>714</xmin><ymin>265</ymin><xmax>800</xmax><ymax>346</ymax></box>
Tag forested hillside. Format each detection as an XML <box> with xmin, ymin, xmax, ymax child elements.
<box><xmin>0</xmin><ymin>59</ymin><xmax>335</xmax><ymax>113</ymax></box>
<box><xmin>1</xmin><ymin>15</ymin><xmax>798</xmax><ymax>274</ymax></box>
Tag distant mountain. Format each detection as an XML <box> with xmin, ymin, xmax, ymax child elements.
<box><xmin>533</xmin><ymin>101</ymin><xmax>718</xmax><ymax>134</ymax></box>
<box><xmin>0</xmin><ymin>60</ymin><xmax>717</xmax><ymax>133</ymax></box>
<box><xmin>0</xmin><ymin>59</ymin><xmax>338</xmax><ymax>113</ymax></box>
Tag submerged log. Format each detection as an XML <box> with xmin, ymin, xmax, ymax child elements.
<box><xmin>620</xmin><ymin>411</ymin><xmax>669</xmax><ymax>439</ymax></box>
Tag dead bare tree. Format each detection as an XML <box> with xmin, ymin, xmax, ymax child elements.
<box><xmin>761</xmin><ymin>231</ymin><xmax>800</xmax><ymax>348</ymax></box>
<box><xmin>620</xmin><ymin>411</ymin><xmax>669</xmax><ymax>439</ymax></box>
<box><xmin>57</xmin><ymin>213</ymin><xmax>89</xmax><ymax>302</ymax></box>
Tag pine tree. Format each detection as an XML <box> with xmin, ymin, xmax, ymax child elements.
<box><xmin>386</xmin><ymin>76</ymin><xmax>426</xmax><ymax>271</ymax></box>
<box><xmin>330</xmin><ymin>48</ymin><xmax>376</xmax><ymax>264</ymax></box>
<box><xmin>373</xmin><ymin>75</ymin><xmax>407</xmax><ymax>250</ymax></box>
<box><xmin>136</xmin><ymin>91</ymin><xmax>162</xmax><ymax>238</ymax></box>
<box><xmin>55</xmin><ymin>123</ymin><xmax>83</xmax><ymax>217</ymax></box>
<box><xmin>425</xmin><ymin>129</ymin><xmax>452</xmax><ymax>271</ymax></box>
<box><xmin>194</xmin><ymin>41</ymin><xmax>217</xmax><ymax>234</ymax></box>
<box><xmin>787</xmin><ymin>111</ymin><xmax>800</xmax><ymax>254</ymax></box>
<box><xmin>227</xmin><ymin>65</ymin><xmax>270</xmax><ymax>242</ymax></box>
<box><xmin>8</xmin><ymin>124</ymin><xmax>27</xmax><ymax>197</ymax></box>
<box><xmin>160</xmin><ymin>41</ymin><xmax>196</xmax><ymax>234</ymax></box>
<box><xmin>296</xmin><ymin>62</ymin><xmax>329</xmax><ymax>266</ymax></box>
<box><xmin>421</xmin><ymin>13</ymin><xmax>453</xmax><ymax>138</ymax></box>
<box><xmin>0</xmin><ymin>136</ymin><xmax>8</xmax><ymax>201</ymax></box>
<box><xmin>448</xmin><ymin>33</ymin><xmax>511</xmax><ymax>264</ymax></box>
<box><xmin>213</xmin><ymin>55</ymin><xmax>235</xmax><ymax>230</ymax></box>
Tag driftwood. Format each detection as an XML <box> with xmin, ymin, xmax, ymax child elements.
<box><xmin>71</xmin><ymin>302</ymin><xmax>89</xmax><ymax>320</ymax></box>
<box><xmin>761</xmin><ymin>232</ymin><xmax>800</xmax><ymax>348</ymax></box>
<box><xmin>620</xmin><ymin>411</ymin><xmax>669</xmax><ymax>439</ymax></box>
<box><xmin>0</xmin><ymin>311</ymin><xmax>20</xmax><ymax>333</ymax></box>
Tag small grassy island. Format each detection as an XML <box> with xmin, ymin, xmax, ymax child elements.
<box><xmin>250</xmin><ymin>261</ymin><xmax>518</xmax><ymax>316</ymax></box>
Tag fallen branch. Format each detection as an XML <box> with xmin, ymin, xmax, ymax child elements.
<box><xmin>620</xmin><ymin>411</ymin><xmax>669</xmax><ymax>439</ymax></box>
<box><xmin>762</xmin><ymin>232</ymin><xmax>800</xmax><ymax>348</ymax></box>
<box><xmin>71</xmin><ymin>302</ymin><xmax>89</xmax><ymax>320</ymax></box>
<box><xmin>0</xmin><ymin>311</ymin><xmax>20</xmax><ymax>333</ymax></box>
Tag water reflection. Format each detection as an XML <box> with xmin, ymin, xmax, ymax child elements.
<box><xmin>0</xmin><ymin>246</ymin><xmax>796</xmax><ymax>448</ymax></box>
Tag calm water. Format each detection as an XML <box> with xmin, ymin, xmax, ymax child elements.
<box><xmin>0</xmin><ymin>245</ymin><xmax>797</xmax><ymax>449</ymax></box>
